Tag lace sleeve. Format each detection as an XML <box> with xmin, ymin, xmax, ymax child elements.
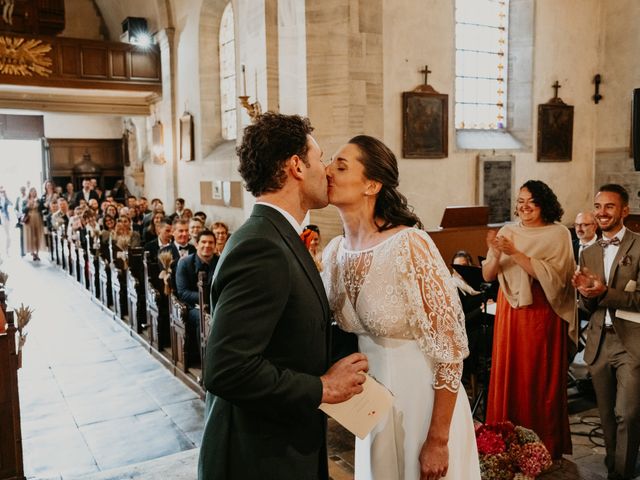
<box><xmin>404</xmin><ymin>230</ymin><xmax>469</xmax><ymax>392</ymax></box>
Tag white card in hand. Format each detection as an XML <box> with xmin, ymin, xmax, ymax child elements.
<box><xmin>319</xmin><ymin>373</ymin><xmax>393</xmax><ymax>440</ymax></box>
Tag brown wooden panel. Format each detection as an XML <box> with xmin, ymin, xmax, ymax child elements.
<box><xmin>48</xmin><ymin>139</ymin><xmax>124</xmax><ymax>181</ymax></box>
<box><xmin>81</xmin><ymin>47</ymin><xmax>108</xmax><ymax>78</ymax></box>
<box><xmin>428</xmin><ymin>225</ymin><xmax>500</xmax><ymax>270</ymax></box>
<box><xmin>111</xmin><ymin>50</ymin><xmax>127</xmax><ymax>79</ymax></box>
<box><xmin>0</xmin><ymin>32</ymin><xmax>161</xmax><ymax>93</ymax></box>
<box><xmin>131</xmin><ymin>49</ymin><xmax>160</xmax><ymax>80</ymax></box>
<box><xmin>60</xmin><ymin>44</ymin><xmax>79</xmax><ymax>75</ymax></box>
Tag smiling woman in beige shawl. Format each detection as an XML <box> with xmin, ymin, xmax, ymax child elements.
<box><xmin>482</xmin><ymin>180</ymin><xmax>577</xmax><ymax>461</ymax></box>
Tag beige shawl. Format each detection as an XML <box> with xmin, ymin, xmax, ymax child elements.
<box><xmin>485</xmin><ymin>222</ymin><xmax>578</xmax><ymax>345</ymax></box>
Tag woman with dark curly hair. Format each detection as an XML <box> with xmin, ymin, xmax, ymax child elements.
<box><xmin>482</xmin><ymin>179</ymin><xmax>577</xmax><ymax>461</ymax></box>
<box><xmin>322</xmin><ymin>135</ymin><xmax>480</xmax><ymax>479</ymax></box>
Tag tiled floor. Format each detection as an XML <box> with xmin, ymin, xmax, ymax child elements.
<box><xmin>2</xmin><ymin>248</ymin><xmax>204</xmax><ymax>480</ymax></box>
<box><xmin>3</xmin><ymin>237</ymin><xmax>639</xmax><ymax>479</ymax></box>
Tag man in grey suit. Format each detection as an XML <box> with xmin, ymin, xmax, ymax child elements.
<box><xmin>198</xmin><ymin>112</ymin><xmax>368</xmax><ymax>480</ymax></box>
<box><xmin>573</xmin><ymin>184</ymin><xmax>640</xmax><ymax>480</ymax></box>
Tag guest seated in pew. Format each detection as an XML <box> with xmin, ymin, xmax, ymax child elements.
<box><xmin>193</xmin><ymin>211</ymin><xmax>207</xmax><ymax>224</ymax></box>
<box><xmin>51</xmin><ymin>198</ymin><xmax>71</xmax><ymax>232</ymax></box>
<box><xmin>142</xmin><ymin>210</ymin><xmax>166</xmax><ymax>244</ymax></box>
<box><xmin>168</xmin><ymin>197</ymin><xmax>186</xmax><ymax>224</ymax></box>
<box><xmin>113</xmin><ymin>216</ymin><xmax>141</xmax><ymax>250</ymax></box>
<box><xmin>100</xmin><ymin>215</ymin><xmax>117</xmax><ymax>245</ymax></box>
<box><xmin>143</xmin><ymin>198</ymin><xmax>164</xmax><ymax>228</ymax></box>
<box><xmin>211</xmin><ymin>221</ymin><xmax>229</xmax><ymax>256</ymax></box>
<box><xmin>189</xmin><ymin>218</ymin><xmax>204</xmax><ymax>247</ymax></box>
<box><xmin>79</xmin><ymin>210</ymin><xmax>101</xmax><ymax>250</ymax></box>
<box><xmin>176</xmin><ymin>229</ymin><xmax>218</xmax><ymax>363</ymax></box>
<box><xmin>144</xmin><ymin>219</ymin><xmax>173</xmax><ymax>262</ymax></box>
<box><xmin>160</xmin><ymin>219</ymin><xmax>196</xmax><ymax>290</ymax></box>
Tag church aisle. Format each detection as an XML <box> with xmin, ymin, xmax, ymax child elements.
<box><xmin>3</xmin><ymin>254</ymin><xmax>203</xmax><ymax>479</ymax></box>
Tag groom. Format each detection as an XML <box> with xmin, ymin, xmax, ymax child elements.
<box><xmin>198</xmin><ymin>112</ymin><xmax>368</xmax><ymax>480</ymax></box>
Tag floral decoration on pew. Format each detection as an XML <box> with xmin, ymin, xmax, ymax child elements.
<box><xmin>476</xmin><ymin>421</ymin><xmax>552</xmax><ymax>479</ymax></box>
<box><xmin>158</xmin><ymin>251</ymin><xmax>173</xmax><ymax>296</ymax></box>
<box><xmin>0</xmin><ymin>270</ymin><xmax>8</xmax><ymax>286</ymax></box>
<box><xmin>14</xmin><ymin>303</ymin><xmax>34</xmax><ymax>369</ymax></box>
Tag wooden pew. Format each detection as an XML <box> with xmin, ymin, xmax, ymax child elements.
<box><xmin>169</xmin><ymin>294</ymin><xmax>189</xmax><ymax>372</ymax></box>
<box><xmin>68</xmin><ymin>237</ymin><xmax>77</xmax><ymax>280</ymax></box>
<box><xmin>143</xmin><ymin>252</ymin><xmax>171</xmax><ymax>351</ymax></box>
<box><xmin>109</xmin><ymin>242</ymin><xmax>128</xmax><ymax>323</ymax></box>
<box><xmin>126</xmin><ymin>247</ymin><xmax>147</xmax><ymax>334</ymax></box>
<box><xmin>98</xmin><ymin>240</ymin><xmax>113</xmax><ymax>309</ymax></box>
<box><xmin>46</xmin><ymin>229</ymin><xmax>54</xmax><ymax>262</ymax></box>
<box><xmin>51</xmin><ymin>230</ymin><xmax>62</xmax><ymax>265</ymax></box>
<box><xmin>198</xmin><ymin>271</ymin><xmax>212</xmax><ymax>385</ymax></box>
<box><xmin>86</xmin><ymin>240</ymin><xmax>100</xmax><ymax>300</ymax></box>
<box><xmin>61</xmin><ymin>231</ymin><xmax>70</xmax><ymax>274</ymax></box>
<box><xmin>0</xmin><ymin>310</ymin><xmax>26</xmax><ymax>480</ymax></box>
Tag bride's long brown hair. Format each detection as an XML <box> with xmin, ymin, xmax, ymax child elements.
<box><xmin>348</xmin><ymin>135</ymin><xmax>423</xmax><ymax>232</ymax></box>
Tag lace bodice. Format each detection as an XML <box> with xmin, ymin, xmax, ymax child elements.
<box><xmin>322</xmin><ymin>228</ymin><xmax>469</xmax><ymax>392</ymax></box>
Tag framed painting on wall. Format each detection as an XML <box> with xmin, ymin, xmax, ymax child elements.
<box><xmin>402</xmin><ymin>91</ymin><xmax>448</xmax><ymax>159</ymax></box>
<box><xmin>537</xmin><ymin>101</ymin><xmax>574</xmax><ymax>162</ymax></box>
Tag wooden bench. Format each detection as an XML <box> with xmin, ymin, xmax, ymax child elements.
<box><xmin>0</xmin><ymin>310</ymin><xmax>26</xmax><ymax>480</ymax></box>
<box><xmin>169</xmin><ymin>294</ymin><xmax>189</xmax><ymax>373</ymax></box>
<box><xmin>143</xmin><ymin>252</ymin><xmax>171</xmax><ymax>351</ymax></box>
<box><xmin>198</xmin><ymin>271</ymin><xmax>212</xmax><ymax>385</ymax></box>
<box><xmin>86</xmin><ymin>242</ymin><xmax>100</xmax><ymax>300</ymax></box>
<box><xmin>126</xmin><ymin>248</ymin><xmax>147</xmax><ymax>334</ymax></box>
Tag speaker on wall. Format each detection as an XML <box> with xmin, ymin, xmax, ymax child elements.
<box><xmin>633</xmin><ymin>88</ymin><xmax>640</xmax><ymax>170</ymax></box>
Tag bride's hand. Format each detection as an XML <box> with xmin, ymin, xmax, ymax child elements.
<box><xmin>419</xmin><ymin>437</ymin><xmax>449</xmax><ymax>480</ymax></box>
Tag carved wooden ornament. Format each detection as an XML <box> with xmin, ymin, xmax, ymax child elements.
<box><xmin>0</xmin><ymin>36</ymin><xmax>52</xmax><ymax>76</ymax></box>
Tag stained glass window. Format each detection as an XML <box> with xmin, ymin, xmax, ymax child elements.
<box><xmin>455</xmin><ymin>0</ymin><xmax>509</xmax><ymax>130</ymax></box>
<box><xmin>219</xmin><ymin>2</ymin><xmax>237</xmax><ymax>140</ymax></box>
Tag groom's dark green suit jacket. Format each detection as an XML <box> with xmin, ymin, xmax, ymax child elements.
<box><xmin>198</xmin><ymin>204</ymin><xmax>331</xmax><ymax>480</ymax></box>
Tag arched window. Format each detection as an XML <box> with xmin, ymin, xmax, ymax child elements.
<box><xmin>219</xmin><ymin>2</ymin><xmax>237</xmax><ymax>140</ymax></box>
<box><xmin>455</xmin><ymin>0</ymin><xmax>509</xmax><ymax>130</ymax></box>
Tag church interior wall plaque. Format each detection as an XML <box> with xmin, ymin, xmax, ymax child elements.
<box><xmin>402</xmin><ymin>65</ymin><xmax>448</xmax><ymax>159</ymax></box>
<box><xmin>179</xmin><ymin>112</ymin><xmax>194</xmax><ymax>162</ymax></box>
<box><xmin>537</xmin><ymin>81</ymin><xmax>574</xmax><ymax>162</ymax></box>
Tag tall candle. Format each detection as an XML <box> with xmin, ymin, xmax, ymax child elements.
<box><xmin>242</xmin><ymin>65</ymin><xmax>247</xmax><ymax>96</ymax></box>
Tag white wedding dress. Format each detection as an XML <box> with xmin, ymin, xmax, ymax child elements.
<box><xmin>322</xmin><ymin>228</ymin><xmax>481</xmax><ymax>480</ymax></box>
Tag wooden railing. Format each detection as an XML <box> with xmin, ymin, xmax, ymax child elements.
<box><xmin>0</xmin><ymin>32</ymin><xmax>161</xmax><ymax>93</ymax></box>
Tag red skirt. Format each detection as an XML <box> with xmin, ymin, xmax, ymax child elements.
<box><xmin>486</xmin><ymin>282</ymin><xmax>572</xmax><ymax>459</ymax></box>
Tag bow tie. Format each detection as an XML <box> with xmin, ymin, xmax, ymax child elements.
<box><xmin>178</xmin><ymin>246</ymin><xmax>189</xmax><ymax>251</ymax></box>
<box><xmin>597</xmin><ymin>237</ymin><xmax>621</xmax><ymax>248</ymax></box>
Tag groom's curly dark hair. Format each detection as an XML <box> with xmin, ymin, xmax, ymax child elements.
<box><xmin>237</xmin><ymin>112</ymin><xmax>314</xmax><ymax>196</ymax></box>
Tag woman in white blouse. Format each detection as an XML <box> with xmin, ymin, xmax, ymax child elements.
<box><xmin>322</xmin><ymin>136</ymin><xmax>480</xmax><ymax>480</ymax></box>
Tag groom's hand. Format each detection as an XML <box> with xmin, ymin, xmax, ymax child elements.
<box><xmin>320</xmin><ymin>353</ymin><xmax>368</xmax><ymax>404</ymax></box>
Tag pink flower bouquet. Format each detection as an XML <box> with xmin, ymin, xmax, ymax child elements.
<box><xmin>476</xmin><ymin>421</ymin><xmax>552</xmax><ymax>479</ymax></box>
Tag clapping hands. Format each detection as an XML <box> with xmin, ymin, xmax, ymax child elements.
<box><xmin>486</xmin><ymin>230</ymin><xmax>518</xmax><ymax>256</ymax></box>
<box><xmin>571</xmin><ymin>267</ymin><xmax>607</xmax><ymax>298</ymax></box>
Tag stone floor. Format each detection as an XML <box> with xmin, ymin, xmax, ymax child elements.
<box><xmin>2</xmin><ymin>235</ymin><xmax>639</xmax><ymax>480</ymax></box>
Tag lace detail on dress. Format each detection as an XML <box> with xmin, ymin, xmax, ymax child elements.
<box><xmin>321</xmin><ymin>229</ymin><xmax>470</xmax><ymax>392</ymax></box>
<box><xmin>433</xmin><ymin>362</ymin><xmax>463</xmax><ymax>392</ymax></box>
<box><xmin>342</xmin><ymin>250</ymin><xmax>373</xmax><ymax>306</ymax></box>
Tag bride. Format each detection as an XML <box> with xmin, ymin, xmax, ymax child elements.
<box><xmin>321</xmin><ymin>135</ymin><xmax>480</xmax><ymax>480</ymax></box>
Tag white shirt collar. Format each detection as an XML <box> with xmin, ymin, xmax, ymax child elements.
<box><xmin>580</xmin><ymin>236</ymin><xmax>597</xmax><ymax>247</ymax></box>
<box><xmin>604</xmin><ymin>226</ymin><xmax>626</xmax><ymax>243</ymax></box>
<box><xmin>256</xmin><ymin>201</ymin><xmax>304</xmax><ymax>235</ymax></box>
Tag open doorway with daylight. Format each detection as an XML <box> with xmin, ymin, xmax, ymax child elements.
<box><xmin>0</xmin><ymin>138</ymin><xmax>45</xmax><ymax>259</ymax></box>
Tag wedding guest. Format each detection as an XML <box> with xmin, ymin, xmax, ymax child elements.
<box><xmin>211</xmin><ymin>221</ymin><xmax>229</xmax><ymax>256</ymax></box>
<box><xmin>189</xmin><ymin>218</ymin><xmax>204</xmax><ymax>246</ymax></box>
<box><xmin>142</xmin><ymin>211</ymin><xmax>166</xmax><ymax>244</ymax></box>
<box><xmin>482</xmin><ymin>179</ymin><xmax>576</xmax><ymax>460</ymax></box>
<box><xmin>300</xmin><ymin>224</ymin><xmax>323</xmax><ymax>271</ymax></box>
<box><xmin>23</xmin><ymin>187</ymin><xmax>45</xmax><ymax>261</ymax></box>
<box><xmin>0</xmin><ymin>186</ymin><xmax>13</xmax><ymax>257</ymax></box>
<box><xmin>14</xmin><ymin>186</ymin><xmax>27</xmax><ymax>257</ymax></box>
